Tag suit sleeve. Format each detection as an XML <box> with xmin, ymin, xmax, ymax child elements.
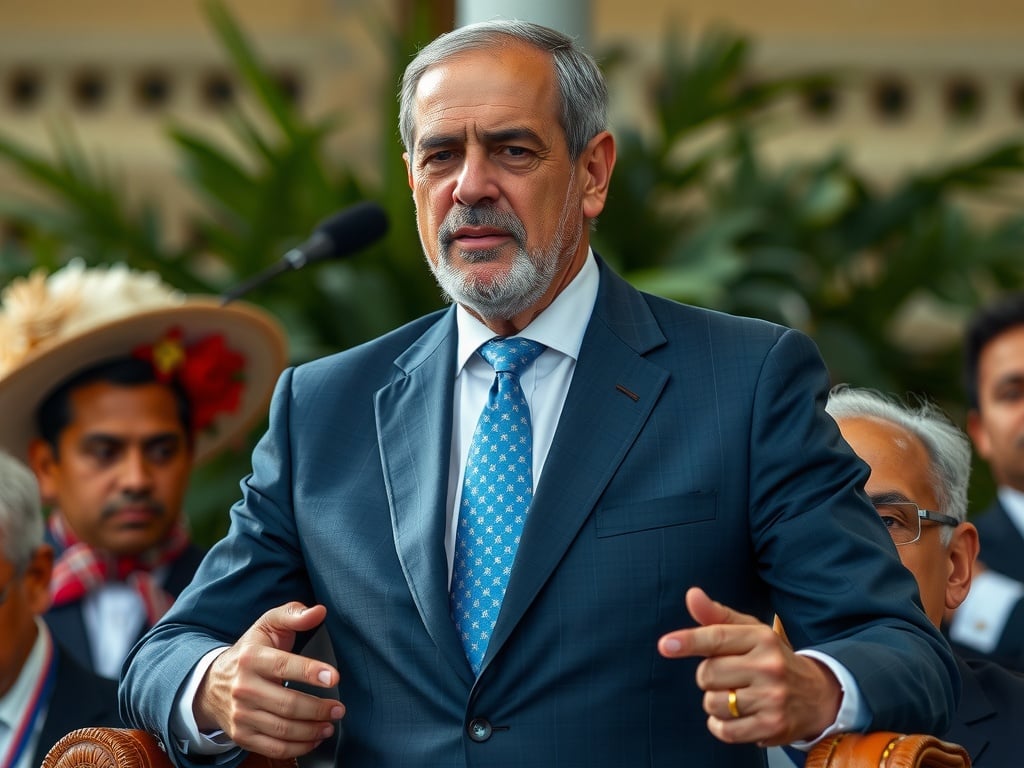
<box><xmin>747</xmin><ymin>329</ymin><xmax>959</xmax><ymax>734</ymax></box>
<box><xmin>119</xmin><ymin>367</ymin><xmax>311</xmax><ymax>768</ymax></box>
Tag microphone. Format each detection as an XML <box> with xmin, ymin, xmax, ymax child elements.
<box><xmin>220</xmin><ymin>201</ymin><xmax>389</xmax><ymax>304</ymax></box>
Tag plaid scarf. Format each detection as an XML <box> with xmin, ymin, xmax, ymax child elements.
<box><xmin>48</xmin><ymin>511</ymin><xmax>191</xmax><ymax>627</ymax></box>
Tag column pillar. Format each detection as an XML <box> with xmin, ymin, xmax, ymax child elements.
<box><xmin>455</xmin><ymin>0</ymin><xmax>590</xmax><ymax>48</ymax></box>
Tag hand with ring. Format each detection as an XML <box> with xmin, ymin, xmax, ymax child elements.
<box><xmin>657</xmin><ymin>587</ymin><xmax>843</xmax><ymax>746</ymax></box>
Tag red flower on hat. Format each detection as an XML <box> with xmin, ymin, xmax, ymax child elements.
<box><xmin>133</xmin><ymin>327</ymin><xmax>245</xmax><ymax>434</ymax></box>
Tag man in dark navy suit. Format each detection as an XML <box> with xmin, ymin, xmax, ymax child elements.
<box><xmin>949</xmin><ymin>293</ymin><xmax>1024</xmax><ymax>671</ymax></box>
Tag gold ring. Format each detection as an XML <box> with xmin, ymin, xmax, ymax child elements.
<box><xmin>727</xmin><ymin>689</ymin><xmax>741</xmax><ymax>719</ymax></box>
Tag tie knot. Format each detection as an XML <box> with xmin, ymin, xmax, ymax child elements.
<box><xmin>479</xmin><ymin>338</ymin><xmax>545</xmax><ymax>375</ymax></box>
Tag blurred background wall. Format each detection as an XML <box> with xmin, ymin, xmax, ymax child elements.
<box><xmin>2</xmin><ymin>0</ymin><xmax>1022</xmax><ymax>242</ymax></box>
<box><xmin>1</xmin><ymin>0</ymin><xmax>1022</xmax><ymax>535</ymax></box>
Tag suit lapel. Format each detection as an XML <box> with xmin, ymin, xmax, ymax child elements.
<box><xmin>945</xmin><ymin>657</ymin><xmax>994</xmax><ymax>763</ymax></box>
<box><xmin>375</xmin><ymin>310</ymin><xmax>473</xmax><ymax>681</ymax></box>
<box><xmin>485</xmin><ymin>264</ymin><xmax>669</xmax><ymax>669</ymax></box>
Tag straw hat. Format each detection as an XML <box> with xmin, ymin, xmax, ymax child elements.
<box><xmin>0</xmin><ymin>260</ymin><xmax>288</xmax><ymax>464</ymax></box>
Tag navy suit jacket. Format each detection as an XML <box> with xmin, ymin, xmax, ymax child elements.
<box><xmin>44</xmin><ymin>543</ymin><xmax>206</xmax><ymax>678</ymax></box>
<box><xmin>121</xmin><ymin>260</ymin><xmax>957</xmax><ymax>768</ymax></box>
<box><xmin>975</xmin><ymin>498</ymin><xmax>1024</xmax><ymax>582</ymax></box>
<box><xmin>950</xmin><ymin>498</ymin><xmax>1024</xmax><ymax>672</ymax></box>
<box><xmin>33</xmin><ymin>642</ymin><xmax>123</xmax><ymax>768</ymax></box>
<box><xmin>945</xmin><ymin>655</ymin><xmax>1024</xmax><ymax>765</ymax></box>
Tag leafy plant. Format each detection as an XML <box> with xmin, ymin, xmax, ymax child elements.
<box><xmin>0</xmin><ymin>0</ymin><xmax>448</xmax><ymax>542</ymax></box>
<box><xmin>592</xmin><ymin>26</ymin><xmax>1024</xmax><ymax>511</ymax></box>
<box><xmin>3</xmin><ymin>11</ymin><xmax>1023</xmax><ymax>532</ymax></box>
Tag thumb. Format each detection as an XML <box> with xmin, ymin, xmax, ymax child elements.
<box><xmin>685</xmin><ymin>587</ymin><xmax>758</xmax><ymax>628</ymax></box>
<box><xmin>248</xmin><ymin>601</ymin><xmax>327</xmax><ymax>651</ymax></box>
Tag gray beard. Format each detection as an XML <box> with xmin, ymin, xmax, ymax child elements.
<box><xmin>423</xmin><ymin>179</ymin><xmax>582</xmax><ymax>323</ymax></box>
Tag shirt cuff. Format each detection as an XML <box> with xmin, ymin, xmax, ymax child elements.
<box><xmin>949</xmin><ymin>569</ymin><xmax>1024</xmax><ymax>653</ymax></box>
<box><xmin>170</xmin><ymin>646</ymin><xmax>236</xmax><ymax>756</ymax></box>
<box><xmin>787</xmin><ymin>650</ymin><xmax>868</xmax><ymax>751</ymax></box>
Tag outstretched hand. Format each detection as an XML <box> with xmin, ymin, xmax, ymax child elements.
<box><xmin>658</xmin><ymin>587</ymin><xmax>841</xmax><ymax>746</ymax></box>
<box><xmin>194</xmin><ymin>602</ymin><xmax>345</xmax><ymax>760</ymax></box>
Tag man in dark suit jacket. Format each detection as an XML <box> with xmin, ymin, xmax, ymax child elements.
<box><xmin>120</xmin><ymin>20</ymin><xmax>957</xmax><ymax>768</ymax></box>
<box><xmin>0</xmin><ymin>261</ymin><xmax>288</xmax><ymax>680</ymax></box>
<box><xmin>33</xmin><ymin>646</ymin><xmax>123</xmax><ymax>767</ymax></box>
<box><xmin>0</xmin><ymin>451</ymin><xmax>121</xmax><ymax>768</ymax></box>
<box><xmin>947</xmin><ymin>292</ymin><xmax>1024</xmax><ymax>671</ymax></box>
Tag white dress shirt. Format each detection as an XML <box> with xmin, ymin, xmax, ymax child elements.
<box><xmin>81</xmin><ymin>582</ymin><xmax>149</xmax><ymax>679</ymax></box>
<box><xmin>950</xmin><ymin>486</ymin><xmax>1024</xmax><ymax>652</ymax></box>
<box><xmin>0</xmin><ymin>619</ymin><xmax>54</xmax><ymax>768</ymax></box>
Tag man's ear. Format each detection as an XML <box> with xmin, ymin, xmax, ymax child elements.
<box><xmin>580</xmin><ymin>130</ymin><xmax>616</xmax><ymax>220</ymax></box>
<box><xmin>966</xmin><ymin>409</ymin><xmax>992</xmax><ymax>461</ymax></box>
<box><xmin>403</xmin><ymin>151</ymin><xmax>414</xmax><ymax>191</ymax></box>
<box><xmin>24</xmin><ymin>544</ymin><xmax>55</xmax><ymax>615</ymax></box>
<box><xmin>945</xmin><ymin>521</ymin><xmax>980</xmax><ymax>612</ymax></box>
<box><xmin>27</xmin><ymin>438</ymin><xmax>60</xmax><ymax>505</ymax></box>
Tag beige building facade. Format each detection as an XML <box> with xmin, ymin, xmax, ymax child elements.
<box><xmin>1</xmin><ymin>0</ymin><xmax>1022</xmax><ymax>244</ymax></box>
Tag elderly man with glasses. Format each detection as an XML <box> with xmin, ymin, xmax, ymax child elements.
<box><xmin>0</xmin><ymin>451</ymin><xmax>122</xmax><ymax>768</ymax></box>
<box><xmin>770</xmin><ymin>385</ymin><xmax>1024</xmax><ymax>766</ymax></box>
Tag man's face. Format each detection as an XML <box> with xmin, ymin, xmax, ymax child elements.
<box><xmin>968</xmin><ymin>325</ymin><xmax>1024</xmax><ymax>491</ymax></box>
<box><xmin>29</xmin><ymin>381</ymin><xmax>193</xmax><ymax>557</ymax></box>
<box><xmin>837</xmin><ymin>416</ymin><xmax>973</xmax><ymax>626</ymax></box>
<box><xmin>0</xmin><ymin>542</ymin><xmax>53</xmax><ymax>697</ymax></box>
<box><xmin>403</xmin><ymin>40</ymin><xmax>612</xmax><ymax>332</ymax></box>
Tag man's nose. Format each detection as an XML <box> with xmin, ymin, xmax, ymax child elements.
<box><xmin>453</xmin><ymin>152</ymin><xmax>499</xmax><ymax>207</ymax></box>
<box><xmin>119</xmin><ymin>448</ymin><xmax>154</xmax><ymax>492</ymax></box>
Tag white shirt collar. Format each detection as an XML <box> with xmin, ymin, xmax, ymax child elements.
<box><xmin>455</xmin><ymin>248</ymin><xmax>599</xmax><ymax>372</ymax></box>
<box><xmin>0</xmin><ymin>618</ymin><xmax>51</xmax><ymax>731</ymax></box>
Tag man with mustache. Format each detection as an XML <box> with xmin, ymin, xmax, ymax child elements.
<box><xmin>121</xmin><ymin>20</ymin><xmax>956</xmax><ymax>767</ymax></box>
<box><xmin>0</xmin><ymin>261</ymin><xmax>287</xmax><ymax>681</ymax></box>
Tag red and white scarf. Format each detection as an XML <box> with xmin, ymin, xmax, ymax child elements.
<box><xmin>48</xmin><ymin>512</ymin><xmax>191</xmax><ymax>627</ymax></box>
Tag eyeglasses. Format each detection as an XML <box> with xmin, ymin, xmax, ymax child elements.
<box><xmin>872</xmin><ymin>501</ymin><xmax>960</xmax><ymax>546</ymax></box>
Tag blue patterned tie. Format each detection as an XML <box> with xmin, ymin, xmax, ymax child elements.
<box><xmin>451</xmin><ymin>337</ymin><xmax>546</xmax><ymax>674</ymax></box>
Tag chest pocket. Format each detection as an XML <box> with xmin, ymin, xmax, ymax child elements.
<box><xmin>595</xmin><ymin>492</ymin><xmax>717</xmax><ymax>538</ymax></box>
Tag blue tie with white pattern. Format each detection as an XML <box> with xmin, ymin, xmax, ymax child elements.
<box><xmin>451</xmin><ymin>337</ymin><xmax>546</xmax><ymax>675</ymax></box>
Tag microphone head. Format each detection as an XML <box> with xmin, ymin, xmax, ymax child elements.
<box><xmin>308</xmin><ymin>201</ymin><xmax>390</xmax><ymax>263</ymax></box>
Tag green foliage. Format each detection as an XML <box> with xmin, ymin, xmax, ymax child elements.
<box><xmin>592</xmin><ymin>26</ymin><xmax>1024</xmax><ymax>511</ymax></box>
<box><xmin>2</xmin><ymin>11</ymin><xmax>1023</xmax><ymax>534</ymax></box>
<box><xmin>0</xmin><ymin>0</ymin><xmax>446</xmax><ymax>542</ymax></box>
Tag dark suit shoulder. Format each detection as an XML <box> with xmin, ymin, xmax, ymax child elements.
<box><xmin>943</xmin><ymin>656</ymin><xmax>1024</xmax><ymax>765</ymax></box>
<box><xmin>973</xmin><ymin>499</ymin><xmax>1009</xmax><ymax>541</ymax></box>
<box><xmin>295</xmin><ymin>307</ymin><xmax>451</xmax><ymax>380</ymax></box>
<box><xmin>963</xmin><ymin>656</ymin><xmax>1024</xmax><ymax>716</ymax></box>
<box><xmin>636</xmin><ymin>289</ymin><xmax>816</xmax><ymax>370</ymax></box>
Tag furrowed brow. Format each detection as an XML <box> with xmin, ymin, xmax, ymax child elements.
<box><xmin>478</xmin><ymin>126</ymin><xmax>547</xmax><ymax>148</ymax></box>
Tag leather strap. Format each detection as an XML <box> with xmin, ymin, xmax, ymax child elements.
<box><xmin>806</xmin><ymin>731</ymin><xmax>970</xmax><ymax>768</ymax></box>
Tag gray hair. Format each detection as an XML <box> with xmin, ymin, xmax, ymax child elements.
<box><xmin>399</xmin><ymin>19</ymin><xmax>608</xmax><ymax>161</ymax></box>
<box><xmin>825</xmin><ymin>385</ymin><xmax>971</xmax><ymax>545</ymax></box>
<box><xmin>0</xmin><ymin>451</ymin><xmax>44</xmax><ymax>572</ymax></box>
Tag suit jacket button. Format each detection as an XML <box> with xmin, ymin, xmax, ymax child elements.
<box><xmin>468</xmin><ymin>718</ymin><xmax>493</xmax><ymax>742</ymax></box>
